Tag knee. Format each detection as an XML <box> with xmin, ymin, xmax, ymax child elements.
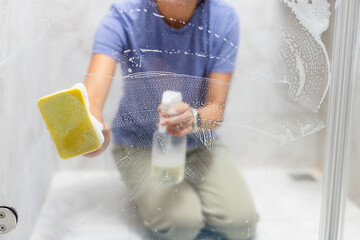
<box><xmin>143</xmin><ymin>204</ymin><xmax>204</xmax><ymax>240</ymax></box>
<box><xmin>144</xmin><ymin>207</ymin><xmax>204</xmax><ymax>240</ymax></box>
<box><xmin>206</xmin><ymin>210</ymin><xmax>259</xmax><ymax>240</ymax></box>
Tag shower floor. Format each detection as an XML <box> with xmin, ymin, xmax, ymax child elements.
<box><xmin>30</xmin><ymin>168</ymin><xmax>360</xmax><ymax>240</ymax></box>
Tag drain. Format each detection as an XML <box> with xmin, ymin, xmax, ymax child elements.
<box><xmin>0</xmin><ymin>207</ymin><xmax>17</xmax><ymax>234</ymax></box>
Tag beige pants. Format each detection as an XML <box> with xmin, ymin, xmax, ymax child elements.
<box><xmin>112</xmin><ymin>141</ymin><xmax>259</xmax><ymax>240</ymax></box>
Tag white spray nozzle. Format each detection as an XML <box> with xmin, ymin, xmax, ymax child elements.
<box><xmin>159</xmin><ymin>91</ymin><xmax>182</xmax><ymax>133</ymax></box>
<box><xmin>162</xmin><ymin>91</ymin><xmax>182</xmax><ymax>110</ymax></box>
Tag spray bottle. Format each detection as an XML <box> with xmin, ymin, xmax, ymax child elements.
<box><xmin>151</xmin><ymin>91</ymin><xmax>186</xmax><ymax>184</ymax></box>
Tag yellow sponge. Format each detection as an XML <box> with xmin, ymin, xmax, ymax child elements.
<box><xmin>37</xmin><ymin>83</ymin><xmax>104</xmax><ymax>159</ymax></box>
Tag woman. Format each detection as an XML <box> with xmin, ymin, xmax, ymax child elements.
<box><xmin>85</xmin><ymin>0</ymin><xmax>258</xmax><ymax>239</ymax></box>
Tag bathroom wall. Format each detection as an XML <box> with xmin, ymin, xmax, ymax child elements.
<box><xmin>0</xmin><ymin>0</ymin><xmax>55</xmax><ymax>239</ymax></box>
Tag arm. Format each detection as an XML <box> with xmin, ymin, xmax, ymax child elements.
<box><xmin>83</xmin><ymin>53</ymin><xmax>117</xmax><ymax>157</ymax></box>
<box><xmin>160</xmin><ymin>72</ymin><xmax>232</xmax><ymax>136</ymax></box>
<box><xmin>198</xmin><ymin>72</ymin><xmax>232</xmax><ymax>130</ymax></box>
<box><xmin>160</xmin><ymin>7</ymin><xmax>238</xmax><ymax>136</ymax></box>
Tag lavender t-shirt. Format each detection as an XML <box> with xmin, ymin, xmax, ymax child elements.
<box><xmin>93</xmin><ymin>0</ymin><xmax>240</xmax><ymax>146</ymax></box>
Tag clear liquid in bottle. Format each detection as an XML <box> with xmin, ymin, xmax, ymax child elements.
<box><xmin>151</xmin><ymin>91</ymin><xmax>186</xmax><ymax>184</ymax></box>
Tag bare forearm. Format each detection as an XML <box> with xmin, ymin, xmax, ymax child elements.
<box><xmin>82</xmin><ymin>54</ymin><xmax>115</xmax><ymax>158</ymax></box>
<box><xmin>197</xmin><ymin>72</ymin><xmax>232</xmax><ymax>131</ymax></box>
<box><xmin>198</xmin><ymin>103</ymin><xmax>225</xmax><ymax>131</ymax></box>
<box><xmin>156</xmin><ymin>73</ymin><xmax>232</xmax><ymax>136</ymax></box>
<box><xmin>84</xmin><ymin>54</ymin><xmax>116</xmax><ymax>121</ymax></box>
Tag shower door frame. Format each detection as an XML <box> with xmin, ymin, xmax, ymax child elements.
<box><xmin>319</xmin><ymin>0</ymin><xmax>360</xmax><ymax>239</ymax></box>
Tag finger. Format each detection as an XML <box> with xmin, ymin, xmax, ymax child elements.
<box><xmin>167</xmin><ymin>120</ymin><xmax>193</xmax><ymax>133</ymax></box>
<box><xmin>159</xmin><ymin>118</ymin><xmax>166</xmax><ymax>126</ymax></box>
<box><xmin>102</xmin><ymin>125</ymin><xmax>111</xmax><ymax>147</ymax></box>
<box><xmin>161</xmin><ymin>102</ymin><xmax>189</xmax><ymax>118</ymax></box>
<box><xmin>102</xmin><ymin>123</ymin><xmax>110</xmax><ymax>135</ymax></box>
<box><xmin>167</xmin><ymin>120</ymin><xmax>192</xmax><ymax>132</ymax></box>
<box><xmin>103</xmin><ymin>122</ymin><xmax>110</xmax><ymax>130</ymax></box>
<box><xmin>158</xmin><ymin>104</ymin><xmax>163</xmax><ymax>114</ymax></box>
<box><xmin>84</xmin><ymin>123</ymin><xmax>111</xmax><ymax>158</ymax></box>
<box><xmin>165</xmin><ymin>110</ymin><xmax>193</xmax><ymax>127</ymax></box>
<box><xmin>168</xmin><ymin>126</ymin><xmax>192</xmax><ymax>137</ymax></box>
<box><xmin>84</xmin><ymin>149</ymin><xmax>101</xmax><ymax>158</ymax></box>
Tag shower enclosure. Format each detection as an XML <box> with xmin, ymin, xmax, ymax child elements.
<box><xmin>0</xmin><ymin>0</ymin><xmax>360</xmax><ymax>239</ymax></box>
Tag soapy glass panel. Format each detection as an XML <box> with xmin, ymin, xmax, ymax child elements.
<box><xmin>28</xmin><ymin>0</ymin><xmax>338</xmax><ymax>240</ymax></box>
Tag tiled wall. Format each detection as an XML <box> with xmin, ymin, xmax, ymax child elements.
<box><xmin>0</xmin><ymin>1</ymin><xmax>117</xmax><ymax>238</ymax></box>
<box><xmin>0</xmin><ymin>0</ymin><xmax>54</xmax><ymax>239</ymax></box>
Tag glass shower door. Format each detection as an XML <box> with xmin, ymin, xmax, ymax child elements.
<box><xmin>0</xmin><ymin>0</ymin><xmax>359</xmax><ymax>240</ymax></box>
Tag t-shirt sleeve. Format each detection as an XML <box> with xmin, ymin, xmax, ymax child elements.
<box><xmin>207</xmin><ymin>10</ymin><xmax>240</xmax><ymax>74</ymax></box>
<box><xmin>92</xmin><ymin>5</ymin><xmax>125</xmax><ymax>61</ymax></box>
